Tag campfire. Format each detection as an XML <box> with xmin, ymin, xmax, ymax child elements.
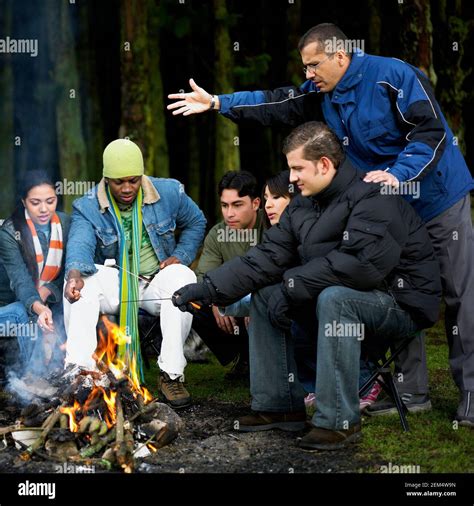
<box><xmin>0</xmin><ymin>316</ymin><xmax>183</xmax><ymax>473</ymax></box>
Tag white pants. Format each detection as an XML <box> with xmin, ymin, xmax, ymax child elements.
<box><xmin>63</xmin><ymin>264</ymin><xmax>196</xmax><ymax>379</ymax></box>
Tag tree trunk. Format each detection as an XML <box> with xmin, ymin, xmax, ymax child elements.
<box><xmin>368</xmin><ymin>0</ymin><xmax>382</xmax><ymax>55</ymax></box>
<box><xmin>434</xmin><ymin>0</ymin><xmax>471</xmax><ymax>155</ymax></box>
<box><xmin>286</xmin><ymin>0</ymin><xmax>302</xmax><ymax>86</ymax></box>
<box><xmin>0</xmin><ymin>0</ymin><xmax>15</xmax><ymax>218</ymax></box>
<box><xmin>213</xmin><ymin>0</ymin><xmax>240</xmax><ymax>217</ymax></box>
<box><xmin>399</xmin><ymin>0</ymin><xmax>437</xmax><ymax>86</ymax></box>
<box><xmin>48</xmin><ymin>1</ymin><xmax>88</xmax><ymax>212</ymax></box>
<box><xmin>78</xmin><ymin>3</ymin><xmax>104</xmax><ymax>183</ymax></box>
<box><xmin>120</xmin><ymin>0</ymin><xmax>169</xmax><ymax>177</ymax></box>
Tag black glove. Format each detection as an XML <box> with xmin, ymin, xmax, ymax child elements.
<box><xmin>267</xmin><ymin>284</ymin><xmax>292</xmax><ymax>330</ymax></box>
<box><xmin>172</xmin><ymin>277</ymin><xmax>218</xmax><ymax>315</ymax></box>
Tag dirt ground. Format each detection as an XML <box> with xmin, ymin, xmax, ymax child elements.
<box><xmin>0</xmin><ymin>397</ymin><xmax>380</xmax><ymax>474</ymax></box>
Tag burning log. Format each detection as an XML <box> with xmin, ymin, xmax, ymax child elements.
<box><xmin>113</xmin><ymin>396</ymin><xmax>135</xmax><ymax>473</ymax></box>
<box><xmin>79</xmin><ymin>428</ymin><xmax>116</xmax><ymax>458</ymax></box>
<box><xmin>1</xmin><ymin>317</ymin><xmax>183</xmax><ymax>471</ymax></box>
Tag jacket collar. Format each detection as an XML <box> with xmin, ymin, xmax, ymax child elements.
<box><xmin>97</xmin><ymin>175</ymin><xmax>160</xmax><ymax>212</ymax></box>
<box><xmin>311</xmin><ymin>157</ymin><xmax>358</xmax><ymax>205</ymax></box>
<box><xmin>330</xmin><ymin>50</ymin><xmax>367</xmax><ymax>103</ymax></box>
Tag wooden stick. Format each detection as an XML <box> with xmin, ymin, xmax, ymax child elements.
<box><xmin>23</xmin><ymin>405</ymin><xmax>63</xmax><ymax>457</ymax></box>
<box><xmin>79</xmin><ymin>428</ymin><xmax>116</xmax><ymax>458</ymax></box>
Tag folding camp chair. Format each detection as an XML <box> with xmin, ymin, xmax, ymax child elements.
<box><xmin>359</xmin><ymin>333</ymin><xmax>419</xmax><ymax>432</ymax></box>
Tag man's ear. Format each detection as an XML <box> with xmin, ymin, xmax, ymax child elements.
<box><xmin>252</xmin><ymin>197</ymin><xmax>261</xmax><ymax>210</ymax></box>
<box><xmin>319</xmin><ymin>156</ymin><xmax>334</xmax><ymax>174</ymax></box>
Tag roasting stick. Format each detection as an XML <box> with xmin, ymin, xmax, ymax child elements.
<box><xmin>104</xmin><ymin>259</ymin><xmax>201</xmax><ymax>310</ymax></box>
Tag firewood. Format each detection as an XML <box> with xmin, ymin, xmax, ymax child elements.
<box><xmin>98</xmin><ymin>421</ymin><xmax>108</xmax><ymax>436</ymax></box>
<box><xmin>23</xmin><ymin>405</ymin><xmax>63</xmax><ymax>457</ymax></box>
<box><xmin>79</xmin><ymin>428</ymin><xmax>116</xmax><ymax>458</ymax></box>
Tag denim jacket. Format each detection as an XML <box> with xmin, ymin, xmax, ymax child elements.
<box><xmin>65</xmin><ymin>176</ymin><xmax>206</xmax><ymax>277</ymax></box>
<box><xmin>0</xmin><ymin>211</ymin><xmax>70</xmax><ymax>314</ymax></box>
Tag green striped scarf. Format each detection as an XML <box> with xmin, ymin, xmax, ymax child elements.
<box><xmin>106</xmin><ymin>186</ymin><xmax>144</xmax><ymax>381</ymax></box>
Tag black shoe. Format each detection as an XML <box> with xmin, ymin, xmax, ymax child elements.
<box><xmin>297</xmin><ymin>424</ymin><xmax>362</xmax><ymax>451</ymax></box>
<box><xmin>234</xmin><ymin>411</ymin><xmax>307</xmax><ymax>432</ymax></box>
<box><xmin>455</xmin><ymin>391</ymin><xmax>474</xmax><ymax>427</ymax></box>
<box><xmin>365</xmin><ymin>393</ymin><xmax>431</xmax><ymax>416</ymax></box>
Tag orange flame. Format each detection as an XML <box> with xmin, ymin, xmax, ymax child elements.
<box><xmin>97</xmin><ymin>386</ymin><xmax>117</xmax><ymax>428</ymax></box>
<box><xmin>127</xmin><ymin>354</ymin><xmax>153</xmax><ymax>404</ymax></box>
<box><xmin>147</xmin><ymin>443</ymin><xmax>158</xmax><ymax>453</ymax></box>
<box><xmin>60</xmin><ymin>400</ymin><xmax>81</xmax><ymax>432</ymax></box>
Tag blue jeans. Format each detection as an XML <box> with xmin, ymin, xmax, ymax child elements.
<box><xmin>0</xmin><ymin>302</ymin><xmax>34</xmax><ymax>365</ymax></box>
<box><xmin>249</xmin><ymin>285</ymin><xmax>418</xmax><ymax>430</ymax></box>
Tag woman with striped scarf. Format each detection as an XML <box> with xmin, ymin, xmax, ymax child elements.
<box><xmin>0</xmin><ymin>171</ymin><xmax>70</xmax><ymax>380</ymax></box>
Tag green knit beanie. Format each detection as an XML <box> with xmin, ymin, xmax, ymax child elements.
<box><xmin>103</xmin><ymin>139</ymin><xmax>144</xmax><ymax>178</ymax></box>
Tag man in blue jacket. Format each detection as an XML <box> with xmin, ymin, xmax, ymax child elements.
<box><xmin>168</xmin><ymin>23</ymin><xmax>474</xmax><ymax>425</ymax></box>
<box><xmin>63</xmin><ymin>139</ymin><xmax>206</xmax><ymax>409</ymax></box>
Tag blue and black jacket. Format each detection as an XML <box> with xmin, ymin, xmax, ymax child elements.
<box><xmin>218</xmin><ymin>51</ymin><xmax>473</xmax><ymax>222</ymax></box>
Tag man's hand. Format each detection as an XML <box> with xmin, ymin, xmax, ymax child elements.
<box><xmin>211</xmin><ymin>305</ymin><xmax>237</xmax><ymax>335</ymax></box>
<box><xmin>363</xmin><ymin>170</ymin><xmax>400</xmax><ymax>188</ymax></box>
<box><xmin>64</xmin><ymin>270</ymin><xmax>84</xmax><ymax>304</ymax></box>
<box><xmin>167</xmin><ymin>78</ymin><xmax>219</xmax><ymax>116</ymax></box>
<box><xmin>160</xmin><ymin>256</ymin><xmax>181</xmax><ymax>270</ymax></box>
<box><xmin>32</xmin><ymin>301</ymin><xmax>55</xmax><ymax>333</ymax></box>
<box><xmin>267</xmin><ymin>285</ymin><xmax>292</xmax><ymax>330</ymax></box>
<box><xmin>172</xmin><ymin>279</ymin><xmax>218</xmax><ymax>314</ymax></box>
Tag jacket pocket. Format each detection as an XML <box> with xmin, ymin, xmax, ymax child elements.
<box><xmin>95</xmin><ymin>228</ymin><xmax>119</xmax><ymax>247</ymax></box>
<box><xmin>348</xmin><ymin>218</ymin><xmax>387</xmax><ymax>238</ymax></box>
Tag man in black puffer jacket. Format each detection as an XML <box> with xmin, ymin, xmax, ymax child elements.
<box><xmin>173</xmin><ymin>122</ymin><xmax>441</xmax><ymax>450</ymax></box>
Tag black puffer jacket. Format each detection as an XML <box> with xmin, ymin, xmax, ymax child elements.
<box><xmin>206</xmin><ymin>158</ymin><xmax>442</xmax><ymax>329</ymax></box>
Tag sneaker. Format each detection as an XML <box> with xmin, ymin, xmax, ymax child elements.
<box><xmin>455</xmin><ymin>391</ymin><xmax>474</xmax><ymax>427</ymax></box>
<box><xmin>365</xmin><ymin>392</ymin><xmax>431</xmax><ymax>416</ymax></box>
<box><xmin>297</xmin><ymin>424</ymin><xmax>362</xmax><ymax>451</ymax></box>
<box><xmin>359</xmin><ymin>381</ymin><xmax>382</xmax><ymax>411</ymax></box>
<box><xmin>158</xmin><ymin>371</ymin><xmax>191</xmax><ymax>409</ymax></box>
<box><xmin>234</xmin><ymin>411</ymin><xmax>306</xmax><ymax>432</ymax></box>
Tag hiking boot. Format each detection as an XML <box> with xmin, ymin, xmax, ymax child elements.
<box><xmin>235</xmin><ymin>411</ymin><xmax>306</xmax><ymax>432</ymax></box>
<box><xmin>297</xmin><ymin>424</ymin><xmax>362</xmax><ymax>451</ymax></box>
<box><xmin>365</xmin><ymin>392</ymin><xmax>431</xmax><ymax>416</ymax></box>
<box><xmin>455</xmin><ymin>391</ymin><xmax>474</xmax><ymax>427</ymax></box>
<box><xmin>224</xmin><ymin>354</ymin><xmax>249</xmax><ymax>381</ymax></box>
<box><xmin>158</xmin><ymin>371</ymin><xmax>191</xmax><ymax>409</ymax></box>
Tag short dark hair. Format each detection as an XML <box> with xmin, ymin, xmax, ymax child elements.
<box><xmin>298</xmin><ymin>23</ymin><xmax>350</xmax><ymax>54</ymax></box>
<box><xmin>282</xmin><ymin>121</ymin><xmax>344</xmax><ymax>169</ymax></box>
<box><xmin>218</xmin><ymin>170</ymin><xmax>259</xmax><ymax>199</ymax></box>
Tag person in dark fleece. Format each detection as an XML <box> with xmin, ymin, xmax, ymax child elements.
<box><xmin>171</xmin><ymin>122</ymin><xmax>441</xmax><ymax>450</ymax></box>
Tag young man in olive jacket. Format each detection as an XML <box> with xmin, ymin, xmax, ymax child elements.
<box><xmin>172</xmin><ymin>122</ymin><xmax>442</xmax><ymax>450</ymax></box>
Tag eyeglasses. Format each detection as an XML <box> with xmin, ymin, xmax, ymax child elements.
<box><xmin>302</xmin><ymin>54</ymin><xmax>333</xmax><ymax>75</ymax></box>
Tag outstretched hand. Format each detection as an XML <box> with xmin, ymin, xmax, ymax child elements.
<box><xmin>172</xmin><ymin>278</ymin><xmax>218</xmax><ymax>315</ymax></box>
<box><xmin>167</xmin><ymin>78</ymin><xmax>217</xmax><ymax>116</ymax></box>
